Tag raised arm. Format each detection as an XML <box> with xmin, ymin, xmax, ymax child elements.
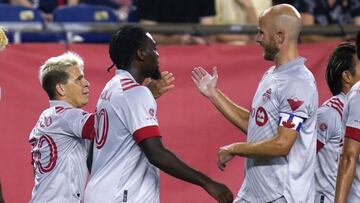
<box><xmin>191</xmin><ymin>67</ymin><xmax>250</xmax><ymax>134</ymax></box>
<box><xmin>139</xmin><ymin>137</ymin><xmax>233</xmax><ymax>203</ymax></box>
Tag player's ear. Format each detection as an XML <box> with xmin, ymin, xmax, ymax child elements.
<box><xmin>136</xmin><ymin>47</ymin><xmax>146</xmax><ymax>61</ymax></box>
<box><xmin>276</xmin><ymin>31</ymin><xmax>285</xmax><ymax>44</ymax></box>
<box><xmin>55</xmin><ymin>83</ymin><xmax>65</xmax><ymax>97</ymax></box>
<box><xmin>342</xmin><ymin>70</ymin><xmax>352</xmax><ymax>84</ymax></box>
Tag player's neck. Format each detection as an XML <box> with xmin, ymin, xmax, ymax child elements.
<box><xmin>274</xmin><ymin>46</ymin><xmax>299</xmax><ymax>67</ymax></box>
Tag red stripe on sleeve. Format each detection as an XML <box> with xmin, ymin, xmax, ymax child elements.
<box><xmin>133</xmin><ymin>125</ymin><xmax>161</xmax><ymax>143</ymax></box>
<box><xmin>345</xmin><ymin>126</ymin><xmax>360</xmax><ymax>142</ymax></box>
<box><xmin>316</xmin><ymin>140</ymin><xmax>324</xmax><ymax>153</ymax></box>
<box><xmin>82</xmin><ymin>114</ymin><xmax>95</xmax><ymax>140</ymax></box>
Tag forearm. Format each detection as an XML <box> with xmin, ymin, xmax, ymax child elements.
<box><xmin>335</xmin><ymin>154</ymin><xmax>357</xmax><ymax>203</ymax></box>
<box><xmin>227</xmin><ymin>136</ymin><xmax>291</xmax><ymax>159</ymax></box>
<box><xmin>208</xmin><ymin>89</ymin><xmax>249</xmax><ymax>134</ymax></box>
<box><xmin>149</xmin><ymin>147</ymin><xmax>212</xmax><ymax>187</ymax></box>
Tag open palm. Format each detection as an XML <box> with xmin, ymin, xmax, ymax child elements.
<box><xmin>191</xmin><ymin>67</ymin><xmax>218</xmax><ymax>97</ymax></box>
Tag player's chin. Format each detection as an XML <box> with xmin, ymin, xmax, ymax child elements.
<box><xmin>81</xmin><ymin>97</ymin><xmax>89</xmax><ymax>107</ymax></box>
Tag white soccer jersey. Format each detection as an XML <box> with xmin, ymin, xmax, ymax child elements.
<box><xmin>84</xmin><ymin>70</ymin><xmax>161</xmax><ymax>203</ymax></box>
<box><xmin>315</xmin><ymin>93</ymin><xmax>345</xmax><ymax>203</ymax></box>
<box><xmin>342</xmin><ymin>81</ymin><xmax>360</xmax><ymax>202</ymax></box>
<box><xmin>235</xmin><ymin>57</ymin><xmax>318</xmax><ymax>203</ymax></box>
<box><xmin>29</xmin><ymin>100</ymin><xmax>93</xmax><ymax>203</ymax></box>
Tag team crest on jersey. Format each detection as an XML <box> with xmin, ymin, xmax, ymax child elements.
<box><xmin>262</xmin><ymin>88</ymin><xmax>272</xmax><ymax>101</ymax></box>
<box><xmin>287</xmin><ymin>98</ymin><xmax>304</xmax><ymax>111</ymax></box>
<box><xmin>255</xmin><ymin>106</ymin><xmax>268</xmax><ymax>126</ymax></box>
<box><xmin>319</xmin><ymin>123</ymin><xmax>327</xmax><ymax>131</ymax></box>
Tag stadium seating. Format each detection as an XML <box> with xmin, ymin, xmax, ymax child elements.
<box><xmin>0</xmin><ymin>4</ymin><xmax>59</xmax><ymax>42</ymax></box>
<box><xmin>53</xmin><ymin>4</ymin><xmax>119</xmax><ymax>43</ymax></box>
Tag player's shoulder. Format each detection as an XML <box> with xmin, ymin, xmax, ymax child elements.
<box><xmin>319</xmin><ymin>96</ymin><xmax>345</xmax><ymax>120</ymax></box>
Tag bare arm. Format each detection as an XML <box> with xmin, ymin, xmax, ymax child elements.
<box><xmin>67</xmin><ymin>0</ymin><xmax>79</xmax><ymax>5</ymax></box>
<box><xmin>335</xmin><ymin>137</ymin><xmax>360</xmax><ymax>203</ymax></box>
<box><xmin>139</xmin><ymin>137</ymin><xmax>233</xmax><ymax>203</ymax></box>
<box><xmin>235</xmin><ymin>0</ymin><xmax>257</xmax><ymax>24</ymax></box>
<box><xmin>11</xmin><ymin>0</ymin><xmax>33</xmax><ymax>7</ymax></box>
<box><xmin>218</xmin><ymin>127</ymin><xmax>297</xmax><ymax>170</ymax></box>
<box><xmin>191</xmin><ymin>67</ymin><xmax>250</xmax><ymax>134</ymax></box>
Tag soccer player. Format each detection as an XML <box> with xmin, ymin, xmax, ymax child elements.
<box><xmin>28</xmin><ymin>51</ymin><xmax>174</xmax><ymax>202</ymax></box>
<box><xmin>29</xmin><ymin>52</ymin><xmax>94</xmax><ymax>202</ymax></box>
<box><xmin>84</xmin><ymin>25</ymin><xmax>233</xmax><ymax>203</ymax></box>
<box><xmin>191</xmin><ymin>4</ymin><xmax>318</xmax><ymax>203</ymax></box>
<box><xmin>0</xmin><ymin>25</ymin><xmax>7</xmax><ymax>203</ymax></box>
<box><xmin>315</xmin><ymin>42</ymin><xmax>360</xmax><ymax>203</ymax></box>
<box><xmin>335</xmin><ymin>47</ymin><xmax>360</xmax><ymax>202</ymax></box>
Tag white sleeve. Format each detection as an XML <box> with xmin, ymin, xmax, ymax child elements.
<box><xmin>117</xmin><ymin>86</ymin><xmax>160</xmax><ymax>142</ymax></box>
<box><xmin>61</xmin><ymin>108</ymin><xmax>94</xmax><ymax>139</ymax></box>
<box><xmin>316</xmin><ymin>106</ymin><xmax>342</xmax><ymax>144</ymax></box>
<box><xmin>277</xmin><ymin>79</ymin><xmax>316</xmax><ymax>119</ymax></box>
<box><xmin>345</xmin><ymin>93</ymin><xmax>360</xmax><ymax>141</ymax></box>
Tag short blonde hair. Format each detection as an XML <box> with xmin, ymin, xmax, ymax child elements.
<box><xmin>0</xmin><ymin>26</ymin><xmax>8</xmax><ymax>51</ymax></box>
<box><xmin>39</xmin><ymin>51</ymin><xmax>84</xmax><ymax>84</ymax></box>
<box><xmin>39</xmin><ymin>51</ymin><xmax>84</xmax><ymax>99</ymax></box>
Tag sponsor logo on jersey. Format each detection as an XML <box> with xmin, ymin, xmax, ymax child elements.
<box><xmin>255</xmin><ymin>106</ymin><xmax>268</xmax><ymax>126</ymax></box>
<box><xmin>287</xmin><ymin>98</ymin><xmax>304</xmax><ymax>111</ymax></box>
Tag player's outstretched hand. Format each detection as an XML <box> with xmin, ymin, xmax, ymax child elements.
<box><xmin>145</xmin><ymin>71</ymin><xmax>175</xmax><ymax>99</ymax></box>
<box><xmin>204</xmin><ymin>180</ymin><xmax>233</xmax><ymax>203</ymax></box>
<box><xmin>191</xmin><ymin>66</ymin><xmax>218</xmax><ymax>98</ymax></box>
<box><xmin>218</xmin><ymin>145</ymin><xmax>235</xmax><ymax>171</ymax></box>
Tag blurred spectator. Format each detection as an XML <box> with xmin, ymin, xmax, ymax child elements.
<box><xmin>295</xmin><ymin>0</ymin><xmax>360</xmax><ymax>42</ymax></box>
<box><xmin>11</xmin><ymin>0</ymin><xmax>78</xmax><ymax>21</ymax></box>
<box><xmin>138</xmin><ymin>0</ymin><xmax>216</xmax><ymax>45</ymax></box>
<box><xmin>0</xmin><ymin>26</ymin><xmax>8</xmax><ymax>51</ymax></box>
<box><xmin>272</xmin><ymin>0</ymin><xmax>296</xmax><ymax>5</ymax></box>
<box><xmin>215</xmin><ymin>0</ymin><xmax>271</xmax><ymax>45</ymax></box>
<box><xmin>80</xmin><ymin>0</ymin><xmax>132</xmax><ymax>21</ymax></box>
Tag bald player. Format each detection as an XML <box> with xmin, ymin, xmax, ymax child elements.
<box><xmin>0</xmin><ymin>25</ymin><xmax>8</xmax><ymax>203</ymax></box>
<box><xmin>191</xmin><ymin>4</ymin><xmax>318</xmax><ymax>203</ymax></box>
<box><xmin>315</xmin><ymin>42</ymin><xmax>360</xmax><ymax>203</ymax></box>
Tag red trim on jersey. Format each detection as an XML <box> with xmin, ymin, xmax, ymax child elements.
<box><xmin>55</xmin><ymin>106</ymin><xmax>71</xmax><ymax>114</ymax></box>
<box><xmin>82</xmin><ymin>114</ymin><xmax>95</xmax><ymax>140</ymax></box>
<box><xmin>316</xmin><ymin>140</ymin><xmax>324</xmax><ymax>153</ymax></box>
<box><xmin>123</xmin><ymin>84</ymin><xmax>140</xmax><ymax>91</ymax></box>
<box><xmin>120</xmin><ymin>78</ymin><xmax>133</xmax><ymax>82</ymax></box>
<box><xmin>330</xmin><ymin>104</ymin><xmax>343</xmax><ymax>119</ymax></box>
<box><xmin>133</xmin><ymin>125</ymin><xmax>161</xmax><ymax>143</ymax></box>
<box><xmin>331</xmin><ymin>97</ymin><xmax>344</xmax><ymax>107</ymax></box>
<box><xmin>345</xmin><ymin>126</ymin><xmax>360</xmax><ymax>142</ymax></box>
<box><xmin>121</xmin><ymin>81</ymin><xmax>135</xmax><ymax>86</ymax></box>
